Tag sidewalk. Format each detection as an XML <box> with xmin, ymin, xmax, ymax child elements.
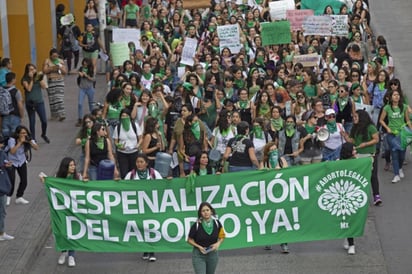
<box><xmin>0</xmin><ymin>73</ymin><xmax>107</xmax><ymax>273</ymax></box>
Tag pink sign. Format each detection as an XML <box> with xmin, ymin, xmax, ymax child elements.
<box><xmin>286</xmin><ymin>9</ymin><xmax>314</xmax><ymax>31</ymax></box>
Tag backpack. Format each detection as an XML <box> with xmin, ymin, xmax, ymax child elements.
<box><xmin>7</xmin><ymin>87</ymin><xmax>19</xmax><ymax>116</ymax></box>
<box><xmin>0</xmin><ymin>86</ymin><xmax>13</xmax><ymax>116</ymax></box>
<box><xmin>130</xmin><ymin>168</ymin><xmax>156</xmax><ymax>179</ymax></box>
<box><xmin>62</xmin><ymin>25</ymin><xmax>75</xmax><ymax>50</ymax></box>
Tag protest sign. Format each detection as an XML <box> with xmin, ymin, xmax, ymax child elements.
<box><xmin>217</xmin><ymin>24</ymin><xmax>242</xmax><ymax>54</ymax></box>
<box><xmin>112</xmin><ymin>28</ymin><xmax>141</xmax><ymax>50</ymax></box>
<box><xmin>302</xmin><ymin>16</ymin><xmax>333</xmax><ymax>36</ymax></box>
<box><xmin>301</xmin><ymin>0</ymin><xmax>344</xmax><ymax>15</ymax></box>
<box><xmin>180</xmin><ymin>38</ymin><xmax>198</xmax><ymax>66</ymax></box>
<box><xmin>293</xmin><ymin>53</ymin><xmax>321</xmax><ymax>67</ymax></box>
<box><xmin>286</xmin><ymin>9</ymin><xmax>314</xmax><ymax>31</ymax></box>
<box><xmin>269</xmin><ymin>0</ymin><xmax>295</xmax><ymax>20</ymax></box>
<box><xmin>182</xmin><ymin>0</ymin><xmax>210</xmax><ymax>9</ymax></box>
<box><xmin>330</xmin><ymin>15</ymin><xmax>349</xmax><ymax>37</ymax></box>
<box><xmin>110</xmin><ymin>42</ymin><xmax>130</xmax><ymax>66</ymax></box>
<box><xmin>45</xmin><ymin>158</ymin><xmax>372</xmax><ymax>252</ymax></box>
<box><xmin>261</xmin><ymin>21</ymin><xmax>292</xmax><ymax>46</ymax></box>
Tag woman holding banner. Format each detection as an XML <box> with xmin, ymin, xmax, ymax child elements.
<box><xmin>124</xmin><ymin>153</ymin><xmax>162</xmax><ymax>262</ymax></box>
<box><xmin>187</xmin><ymin>202</ymin><xmax>225</xmax><ymax>274</ymax></box>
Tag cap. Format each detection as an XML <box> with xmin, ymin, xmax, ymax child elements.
<box><xmin>325</xmin><ymin>108</ymin><xmax>336</xmax><ymax>116</ymax></box>
<box><xmin>302</xmin><ymin>110</ymin><xmax>314</xmax><ymax>121</ymax></box>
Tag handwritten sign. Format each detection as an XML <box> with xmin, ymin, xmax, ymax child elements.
<box><xmin>261</xmin><ymin>21</ymin><xmax>292</xmax><ymax>46</ymax></box>
<box><xmin>330</xmin><ymin>15</ymin><xmax>348</xmax><ymax>37</ymax></box>
<box><xmin>112</xmin><ymin>28</ymin><xmax>141</xmax><ymax>50</ymax></box>
<box><xmin>110</xmin><ymin>42</ymin><xmax>130</xmax><ymax>66</ymax></box>
<box><xmin>217</xmin><ymin>24</ymin><xmax>242</xmax><ymax>54</ymax></box>
<box><xmin>302</xmin><ymin>16</ymin><xmax>332</xmax><ymax>36</ymax></box>
<box><xmin>269</xmin><ymin>0</ymin><xmax>295</xmax><ymax>20</ymax></box>
<box><xmin>293</xmin><ymin>53</ymin><xmax>321</xmax><ymax>67</ymax></box>
<box><xmin>286</xmin><ymin>9</ymin><xmax>314</xmax><ymax>31</ymax></box>
<box><xmin>180</xmin><ymin>38</ymin><xmax>198</xmax><ymax>66</ymax></box>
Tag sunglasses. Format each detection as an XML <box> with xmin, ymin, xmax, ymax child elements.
<box><xmin>352</xmin><ymin>74</ymin><xmax>359</xmax><ymax>77</ymax></box>
<box><xmin>391</xmin><ymin>82</ymin><xmax>399</xmax><ymax>86</ymax></box>
<box><xmin>326</xmin><ymin>114</ymin><xmax>336</xmax><ymax>119</ymax></box>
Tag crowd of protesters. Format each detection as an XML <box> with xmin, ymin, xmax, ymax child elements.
<box><xmin>1</xmin><ymin>0</ymin><xmax>412</xmax><ymax>270</ymax></box>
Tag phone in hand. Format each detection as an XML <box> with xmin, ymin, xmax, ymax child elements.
<box><xmin>204</xmin><ymin>246</ymin><xmax>212</xmax><ymax>253</ymax></box>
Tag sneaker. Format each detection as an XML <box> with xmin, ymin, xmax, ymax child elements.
<box><xmin>399</xmin><ymin>169</ymin><xmax>404</xmax><ymax>178</ymax></box>
<box><xmin>343</xmin><ymin>239</ymin><xmax>349</xmax><ymax>250</ymax></box>
<box><xmin>58</xmin><ymin>252</ymin><xmax>67</xmax><ymax>265</ymax></box>
<box><xmin>0</xmin><ymin>233</ymin><xmax>14</xmax><ymax>241</ymax></box>
<box><xmin>142</xmin><ymin>252</ymin><xmax>149</xmax><ymax>260</ymax></box>
<box><xmin>373</xmin><ymin>195</ymin><xmax>382</xmax><ymax>206</ymax></box>
<box><xmin>68</xmin><ymin>256</ymin><xmax>76</xmax><ymax>267</ymax></box>
<box><xmin>41</xmin><ymin>135</ymin><xmax>50</xmax><ymax>144</ymax></box>
<box><xmin>264</xmin><ymin>245</ymin><xmax>272</xmax><ymax>250</ymax></box>
<box><xmin>348</xmin><ymin>245</ymin><xmax>356</xmax><ymax>255</ymax></box>
<box><xmin>392</xmin><ymin>175</ymin><xmax>401</xmax><ymax>183</ymax></box>
<box><xmin>280</xmin><ymin>243</ymin><xmax>289</xmax><ymax>254</ymax></box>
<box><xmin>15</xmin><ymin>197</ymin><xmax>29</xmax><ymax>205</ymax></box>
<box><xmin>6</xmin><ymin>196</ymin><xmax>10</xmax><ymax>206</ymax></box>
<box><xmin>149</xmin><ymin>253</ymin><xmax>156</xmax><ymax>262</ymax></box>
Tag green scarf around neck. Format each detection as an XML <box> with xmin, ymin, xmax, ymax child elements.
<box><xmin>202</xmin><ymin>219</ymin><xmax>214</xmax><ymax>235</ymax></box>
<box><xmin>253</xmin><ymin>126</ymin><xmax>263</xmax><ymax>139</ymax></box>
<box><xmin>271</xmin><ymin>118</ymin><xmax>284</xmax><ymax>131</ymax></box>
<box><xmin>191</xmin><ymin>121</ymin><xmax>201</xmax><ymax>140</ymax></box>
<box><xmin>285</xmin><ymin>124</ymin><xmax>295</xmax><ymax>137</ymax></box>
<box><xmin>326</xmin><ymin>120</ymin><xmax>337</xmax><ymax>133</ymax></box>
<box><xmin>96</xmin><ymin>137</ymin><xmax>105</xmax><ymax>150</ymax></box>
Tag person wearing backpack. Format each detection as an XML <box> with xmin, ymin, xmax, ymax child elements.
<box><xmin>0</xmin><ymin>58</ymin><xmax>12</xmax><ymax>87</ymax></box>
<box><xmin>59</xmin><ymin>14</ymin><xmax>81</xmax><ymax>73</ymax></box>
<box><xmin>2</xmin><ymin>72</ymin><xmax>24</xmax><ymax>139</ymax></box>
<box><xmin>6</xmin><ymin>126</ymin><xmax>39</xmax><ymax>206</ymax></box>
<box><xmin>0</xmin><ymin>135</ymin><xmax>14</xmax><ymax>241</ymax></box>
<box><xmin>187</xmin><ymin>202</ymin><xmax>225</xmax><ymax>274</ymax></box>
<box><xmin>124</xmin><ymin>153</ymin><xmax>162</xmax><ymax>262</ymax></box>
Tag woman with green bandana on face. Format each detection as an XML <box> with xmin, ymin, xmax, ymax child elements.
<box><xmin>142</xmin><ymin>117</ymin><xmax>165</xmax><ymax>169</ymax></box>
<box><xmin>179</xmin><ymin>114</ymin><xmax>208</xmax><ymax>174</ymax></box>
<box><xmin>83</xmin><ymin>122</ymin><xmax>119</xmax><ymax>181</ymax></box>
<box><xmin>113</xmin><ymin>108</ymin><xmax>143</xmax><ymax>179</ymax></box>
<box><xmin>261</xmin><ymin>140</ymin><xmax>289</xmax><ymax>253</ymax></box>
<box><xmin>147</xmin><ymin>98</ymin><xmax>168</xmax><ymax>148</ymax></box>
<box><xmin>75</xmin><ymin>114</ymin><xmax>95</xmax><ymax>174</ymax></box>
<box><xmin>278</xmin><ymin>115</ymin><xmax>304</xmax><ymax>166</ymax></box>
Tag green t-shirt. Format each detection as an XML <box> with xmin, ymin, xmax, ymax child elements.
<box><xmin>304</xmin><ymin>84</ymin><xmax>317</xmax><ymax>98</ymax></box>
<box><xmin>353</xmin><ymin>124</ymin><xmax>378</xmax><ymax>154</ymax></box>
<box><xmin>125</xmin><ymin>4</ymin><xmax>139</xmax><ymax>20</ymax></box>
<box><xmin>384</xmin><ymin>104</ymin><xmax>408</xmax><ymax>134</ymax></box>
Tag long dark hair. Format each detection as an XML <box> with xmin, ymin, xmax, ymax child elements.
<box><xmin>81</xmin><ymin>57</ymin><xmax>94</xmax><ymax>77</ymax></box>
<box><xmin>56</xmin><ymin>157</ymin><xmax>80</xmax><ymax>179</ymax></box>
<box><xmin>79</xmin><ymin>114</ymin><xmax>95</xmax><ymax>139</ymax></box>
<box><xmin>197</xmin><ymin>201</ymin><xmax>216</xmax><ymax>219</ymax></box>
<box><xmin>350</xmin><ymin>109</ymin><xmax>374</xmax><ymax>142</ymax></box>
<box><xmin>90</xmin><ymin>122</ymin><xmax>105</xmax><ymax>143</ymax></box>
<box><xmin>216</xmin><ymin>109</ymin><xmax>230</xmax><ymax>132</ymax></box>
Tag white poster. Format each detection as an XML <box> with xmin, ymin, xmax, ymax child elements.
<box><xmin>302</xmin><ymin>16</ymin><xmax>333</xmax><ymax>36</ymax></box>
<box><xmin>329</xmin><ymin>15</ymin><xmax>349</xmax><ymax>37</ymax></box>
<box><xmin>180</xmin><ymin>38</ymin><xmax>198</xmax><ymax>66</ymax></box>
<box><xmin>269</xmin><ymin>0</ymin><xmax>295</xmax><ymax>21</ymax></box>
<box><xmin>217</xmin><ymin>24</ymin><xmax>242</xmax><ymax>54</ymax></box>
<box><xmin>112</xmin><ymin>28</ymin><xmax>141</xmax><ymax>50</ymax></box>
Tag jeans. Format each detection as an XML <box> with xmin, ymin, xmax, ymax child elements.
<box><xmin>7</xmin><ymin>163</ymin><xmax>28</xmax><ymax>198</ymax></box>
<box><xmin>88</xmin><ymin>165</ymin><xmax>97</xmax><ymax>181</ymax></box>
<box><xmin>26</xmin><ymin>102</ymin><xmax>48</xmax><ymax>141</ymax></box>
<box><xmin>322</xmin><ymin>146</ymin><xmax>341</xmax><ymax>161</ymax></box>
<box><xmin>62</xmin><ymin>250</ymin><xmax>75</xmax><ymax>257</ymax></box>
<box><xmin>2</xmin><ymin>115</ymin><xmax>20</xmax><ymax>138</ymax></box>
<box><xmin>78</xmin><ymin>87</ymin><xmax>95</xmax><ymax>120</ymax></box>
<box><xmin>228</xmin><ymin>166</ymin><xmax>255</xmax><ymax>172</ymax></box>
<box><xmin>343</xmin><ymin>122</ymin><xmax>353</xmax><ymax>135</ymax></box>
<box><xmin>386</xmin><ymin>133</ymin><xmax>406</xmax><ymax>176</ymax></box>
<box><xmin>192</xmin><ymin>247</ymin><xmax>219</xmax><ymax>274</ymax></box>
<box><xmin>0</xmin><ymin>195</ymin><xmax>6</xmax><ymax>232</ymax></box>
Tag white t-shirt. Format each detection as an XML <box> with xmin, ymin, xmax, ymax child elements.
<box><xmin>124</xmin><ymin>168</ymin><xmax>163</xmax><ymax>180</ymax></box>
<box><xmin>112</xmin><ymin>122</ymin><xmax>142</xmax><ymax>153</ymax></box>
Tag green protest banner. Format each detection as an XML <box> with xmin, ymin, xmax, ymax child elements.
<box><xmin>261</xmin><ymin>21</ymin><xmax>292</xmax><ymax>46</ymax></box>
<box><xmin>45</xmin><ymin>158</ymin><xmax>372</xmax><ymax>253</ymax></box>
<box><xmin>301</xmin><ymin>0</ymin><xmax>343</xmax><ymax>15</ymax></box>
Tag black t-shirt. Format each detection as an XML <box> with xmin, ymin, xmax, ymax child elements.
<box><xmin>227</xmin><ymin>136</ymin><xmax>254</xmax><ymax>167</ymax></box>
<box><xmin>188</xmin><ymin>220</ymin><xmax>222</xmax><ymax>248</ymax></box>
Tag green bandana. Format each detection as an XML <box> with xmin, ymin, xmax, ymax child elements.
<box><xmin>378</xmin><ymin>82</ymin><xmax>386</xmax><ymax>91</ymax></box>
<box><xmin>234</xmin><ymin>79</ymin><xmax>245</xmax><ymax>88</ymax></box>
<box><xmin>143</xmin><ymin>72</ymin><xmax>152</xmax><ymax>80</ymax></box>
<box><xmin>96</xmin><ymin>137</ymin><xmax>105</xmax><ymax>150</ymax></box>
<box><xmin>330</xmin><ymin>93</ymin><xmax>338</xmax><ymax>102</ymax></box>
<box><xmin>256</xmin><ymin>56</ymin><xmax>264</xmax><ymax>66</ymax></box>
<box><xmin>52</xmin><ymin>58</ymin><xmax>60</xmax><ymax>65</ymax></box>
<box><xmin>67</xmin><ymin>173</ymin><xmax>74</xmax><ymax>179</ymax></box>
<box><xmin>305</xmin><ymin>124</ymin><xmax>315</xmax><ymax>134</ymax></box>
<box><xmin>253</xmin><ymin>126</ymin><xmax>263</xmax><ymax>139</ymax></box>
<box><xmin>271</xmin><ymin>118</ymin><xmax>284</xmax><ymax>131</ymax></box>
<box><xmin>268</xmin><ymin>149</ymin><xmax>279</xmax><ymax>168</ymax></box>
<box><xmin>137</xmin><ymin>169</ymin><xmax>148</xmax><ymax>180</ymax></box>
<box><xmin>259</xmin><ymin>103</ymin><xmax>270</xmax><ymax>116</ymax></box>
<box><xmin>199</xmin><ymin>168</ymin><xmax>207</xmax><ymax>176</ymax></box>
<box><xmin>202</xmin><ymin>219</ymin><xmax>214</xmax><ymax>235</ymax></box>
<box><xmin>285</xmin><ymin>124</ymin><xmax>295</xmax><ymax>137</ymax></box>
<box><xmin>326</xmin><ymin>120</ymin><xmax>337</xmax><ymax>133</ymax></box>
<box><xmin>380</xmin><ymin>55</ymin><xmax>388</xmax><ymax>67</ymax></box>
<box><xmin>330</xmin><ymin>44</ymin><xmax>338</xmax><ymax>51</ymax></box>
<box><xmin>149</xmin><ymin>104</ymin><xmax>159</xmax><ymax>118</ymax></box>
<box><xmin>121</xmin><ymin>95</ymin><xmax>131</xmax><ymax>107</ymax></box>
<box><xmin>121</xmin><ymin>117</ymin><xmax>131</xmax><ymax>131</ymax></box>
<box><xmin>86</xmin><ymin>32</ymin><xmax>93</xmax><ymax>40</ymax></box>
<box><xmin>338</xmin><ymin>97</ymin><xmax>348</xmax><ymax>110</ymax></box>
<box><xmin>191</xmin><ymin>121</ymin><xmax>201</xmax><ymax>140</ymax></box>
<box><xmin>239</xmin><ymin>100</ymin><xmax>248</xmax><ymax>109</ymax></box>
